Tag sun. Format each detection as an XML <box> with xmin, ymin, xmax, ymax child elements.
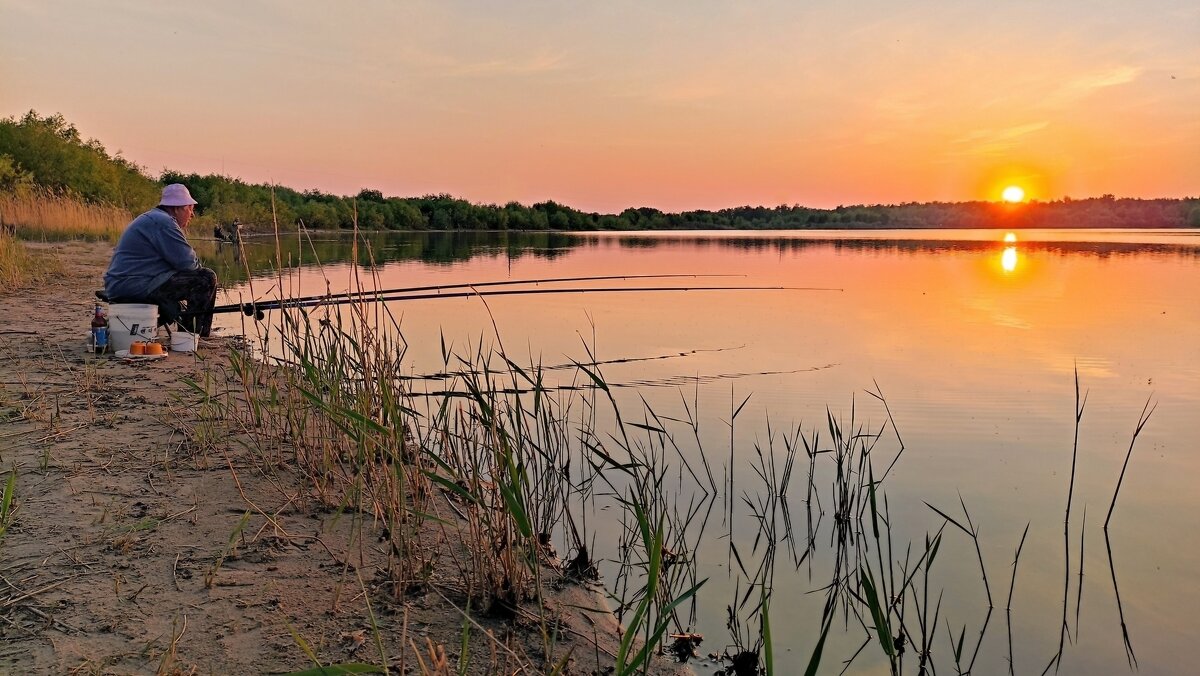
<box><xmin>1001</xmin><ymin>185</ymin><xmax>1025</xmax><ymax>203</ymax></box>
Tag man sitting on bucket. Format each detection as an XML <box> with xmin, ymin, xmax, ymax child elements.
<box><xmin>103</xmin><ymin>183</ymin><xmax>217</xmax><ymax>337</ymax></box>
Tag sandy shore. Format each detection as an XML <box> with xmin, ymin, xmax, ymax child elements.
<box><xmin>0</xmin><ymin>240</ymin><xmax>688</xmax><ymax>675</ymax></box>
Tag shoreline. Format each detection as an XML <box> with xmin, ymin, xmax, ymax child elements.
<box><xmin>226</xmin><ymin>223</ymin><xmax>1200</xmax><ymax>236</ymax></box>
<box><xmin>0</xmin><ymin>239</ymin><xmax>689</xmax><ymax>674</ymax></box>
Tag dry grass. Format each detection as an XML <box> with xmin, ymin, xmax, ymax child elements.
<box><xmin>0</xmin><ymin>188</ymin><xmax>131</xmax><ymax>241</ymax></box>
<box><xmin>0</xmin><ymin>231</ymin><xmax>63</xmax><ymax>292</ymax></box>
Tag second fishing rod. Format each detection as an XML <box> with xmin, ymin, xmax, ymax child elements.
<box><xmin>186</xmin><ymin>282</ymin><xmax>842</xmax><ymax>319</ymax></box>
<box><xmin>209</xmin><ymin>272</ymin><xmax>745</xmax><ymax>315</ymax></box>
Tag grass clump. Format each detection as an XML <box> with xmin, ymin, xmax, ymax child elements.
<box><xmin>0</xmin><ymin>231</ymin><xmax>64</xmax><ymax>292</ymax></box>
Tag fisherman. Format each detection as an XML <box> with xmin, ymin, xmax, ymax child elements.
<box><xmin>213</xmin><ymin>224</ymin><xmax>227</xmax><ymax>242</ymax></box>
<box><xmin>103</xmin><ymin>184</ymin><xmax>217</xmax><ymax>337</ymax></box>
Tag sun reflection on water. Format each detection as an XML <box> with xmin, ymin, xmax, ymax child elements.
<box><xmin>998</xmin><ymin>232</ymin><xmax>1020</xmax><ymax>272</ymax></box>
<box><xmin>1001</xmin><ymin>246</ymin><xmax>1018</xmax><ymax>272</ymax></box>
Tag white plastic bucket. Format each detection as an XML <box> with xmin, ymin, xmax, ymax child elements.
<box><xmin>170</xmin><ymin>327</ymin><xmax>198</xmax><ymax>353</ymax></box>
<box><xmin>109</xmin><ymin>303</ymin><xmax>158</xmax><ymax>353</ymax></box>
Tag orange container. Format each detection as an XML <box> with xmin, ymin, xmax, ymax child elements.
<box><xmin>145</xmin><ymin>343</ymin><xmax>164</xmax><ymax>356</ymax></box>
<box><xmin>130</xmin><ymin>342</ymin><xmax>145</xmax><ymax>355</ymax></box>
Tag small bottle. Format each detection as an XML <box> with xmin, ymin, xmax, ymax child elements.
<box><xmin>91</xmin><ymin>305</ymin><xmax>109</xmax><ymax>354</ymax></box>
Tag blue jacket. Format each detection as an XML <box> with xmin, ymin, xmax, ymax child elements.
<box><xmin>104</xmin><ymin>208</ymin><xmax>200</xmax><ymax>299</ymax></box>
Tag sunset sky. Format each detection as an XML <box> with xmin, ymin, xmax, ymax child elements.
<box><xmin>2</xmin><ymin>0</ymin><xmax>1197</xmax><ymax>212</ymax></box>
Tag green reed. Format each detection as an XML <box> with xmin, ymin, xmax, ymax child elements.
<box><xmin>197</xmin><ymin>226</ymin><xmax>1159</xmax><ymax>675</ymax></box>
<box><xmin>216</xmin><ymin>285</ymin><xmax>948</xmax><ymax>675</ymax></box>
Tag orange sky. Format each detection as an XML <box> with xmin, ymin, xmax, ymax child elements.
<box><xmin>2</xmin><ymin>1</ymin><xmax>1198</xmax><ymax>212</ymax></box>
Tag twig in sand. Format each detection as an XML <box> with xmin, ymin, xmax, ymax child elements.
<box><xmin>125</xmin><ymin>583</ymin><xmax>149</xmax><ymax>602</ymax></box>
<box><xmin>428</xmin><ymin>584</ymin><xmax>530</xmax><ymax>668</ymax></box>
<box><xmin>157</xmin><ymin>614</ymin><xmax>188</xmax><ymax>676</ymax></box>
<box><xmin>16</xmin><ymin>602</ymin><xmax>80</xmax><ymax>634</ymax></box>
<box><xmin>34</xmin><ymin>423</ymin><xmax>87</xmax><ymax>443</ymax></box>
<box><xmin>0</xmin><ymin>574</ymin><xmax>89</xmax><ymax>609</ymax></box>
<box><xmin>221</xmin><ymin>448</ymin><xmax>293</xmax><ymax>539</ymax></box>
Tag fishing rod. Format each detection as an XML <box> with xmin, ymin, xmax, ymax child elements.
<box><xmin>208</xmin><ymin>273</ymin><xmax>746</xmax><ymax>315</ymax></box>
<box><xmin>188</xmin><ymin>284</ymin><xmax>833</xmax><ymax>319</ymax></box>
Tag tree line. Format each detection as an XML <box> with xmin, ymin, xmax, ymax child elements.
<box><xmin>4</xmin><ymin>110</ymin><xmax>1199</xmax><ymax>232</ymax></box>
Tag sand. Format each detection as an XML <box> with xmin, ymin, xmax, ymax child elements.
<box><xmin>0</xmin><ymin>240</ymin><xmax>690</xmax><ymax>675</ymax></box>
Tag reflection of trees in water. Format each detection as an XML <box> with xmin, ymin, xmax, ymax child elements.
<box><xmin>576</xmin><ymin>234</ymin><xmax>1200</xmax><ymax>259</ymax></box>
<box><xmin>198</xmin><ymin>230</ymin><xmax>583</xmax><ymax>282</ymax></box>
<box><xmin>199</xmin><ymin>230</ymin><xmax>1200</xmax><ymax>283</ymax></box>
<box><xmin>415</xmin><ymin>231</ymin><xmax>575</xmax><ymax>264</ymax></box>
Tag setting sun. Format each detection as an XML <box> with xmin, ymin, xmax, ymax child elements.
<box><xmin>1001</xmin><ymin>186</ymin><xmax>1025</xmax><ymax>203</ymax></box>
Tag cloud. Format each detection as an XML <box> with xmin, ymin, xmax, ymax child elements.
<box><xmin>1066</xmin><ymin>65</ymin><xmax>1142</xmax><ymax>94</ymax></box>
<box><xmin>874</xmin><ymin>94</ymin><xmax>931</xmax><ymax>122</ymax></box>
<box><xmin>446</xmin><ymin>52</ymin><xmax>569</xmax><ymax>77</ymax></box>
<box><xmin>949</xmin><ymin>121</ymin><xmax>1049</xmax><ymax>156</ymax></box>
<box><xmin>1037</xmin><ymin>65</ymin><xmax>1144</xmax><ymax>108</ymax></box>
<box><xmin>652</xmin><ymin>81</ymin><xmax>725</xmax><ymax>103</ymax></box>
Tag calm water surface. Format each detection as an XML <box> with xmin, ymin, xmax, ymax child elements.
<box><xmin>205</xmin><ymin>229</ymin><xmax>1200</xmax><ymax>674</ymax></box>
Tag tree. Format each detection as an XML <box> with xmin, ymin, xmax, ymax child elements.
<box><xmin>0</xmin><ymin>154</ymin><xmax>31</xmax><ymax>191</ymax></box>
<box><xmin>356</xmin><ymin>188</ymin><xmax>385</xmax><ymax>203</ymax></box>
<box><xmin>0</xmin><ymin>110</ymin><xmax>158</xmax><ymax>208</ymax></box>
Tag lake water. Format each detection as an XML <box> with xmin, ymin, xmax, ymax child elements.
<box><xmin>204</xmin><ymin>228</ymin><xmax>1200</xmax><ymax>675</ymax></box>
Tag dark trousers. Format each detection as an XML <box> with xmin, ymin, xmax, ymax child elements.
<box><xmin>147</xmin><ymin>268</ymin><xmax>217</xmax><ymax>337</ymax></box>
